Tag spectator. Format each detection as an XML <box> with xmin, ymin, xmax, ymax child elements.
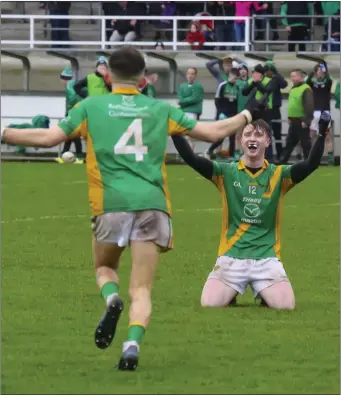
<box><xmin>233</xmin><ymin>2</ymin><xmax>268</xmax><ymax>44</ymax></box>
<box><xmin>335</xmin><ymin>81</ymin><xmax>340</xmax><ymax>109</ymax></box>
<box><xmin>207</xmin><ymin>1</ymin><xmax>235</xmax><ymax>50</ymax></box>
<box><xmin>201</xmin><ymin>23</ymin><xmax>215</xmax><ymax>44</ymax></box>
<box><xmin>186</xmin><ymin>22</ymin><xmax>206</xmax><ymax>50</ymax></box>
<box><xmin>73</xmin><ymin>57</ymin><xmax>111</xmax><ymax>98</ymax></box>
<box><xmin>280</xmin><ymin>69</ymin><xmax>314</xmax><ymax>163</ymax></box>
<box><xmin>254</xmin><ymin>2</ymin><xmax>279</xmax><ymax>41</ymax></box>
<box><xmin>206</xmin><ymin>56</ymin><xmax>234</xmax><ymax>84</ymax></box>
<box><xmin>154</xmin><ymin>41</ymin><xmax>165</xmax><ymax>50</ymax></box>
<box><xmin>47</xmin><ymin>1</ymin><xmax>71</xmax><ymax>48</ymax></box>
<box><xmin>280</xmin><ymin>1</ymin><xmax>314</xmax><ymax>52</ymax></box>
<box><xmin>321</xmin><ymin>1</ymin><xmax>340</xmax><ymax>51</ymax></box>
<box><xmin>177</xmin><ymin>67</ymin><xmax>204</xmax><ymax>150</ymax></box>
<box><xmin>153</xmin><ymin>2</ymin><xmax>177</xmax><ymax>42</ymax></box>
<box><xmin>139</xmin><ymin>71</ymin><xmax>158</xmax><ymax>98</ymax></box>
<box><xmin>263</xmin><ymin>60</ymin><xmax>288</xmax><ymax>162</ymax></box>
<box><xmin>306</xmin><ymin>63</ymin><xmax>334</xmax><ymax>164</ymax></box>
<box><xmin>236</xmin><ymin>63</ymin><xmax>249</xmax><ymax>113</ymax></box>
<box><xmin>234</xmin><ymin>63</ymin><xmax>250</xmax><ymax>160</ymax></box>
<box><xmin>109</xmin><ymin>1</ymin><xmax>141</xmax><ymax>44</ymax></box>
<box><xmin>102</xmin><ymin>2</ymin><xmax>117</xmax><ymax>42</ymax></box>
<box><xmin>205</xmin><ymin>68</ymin><xmax>240</xmax><ymax>159</ymax></box>
<box><xmin>56</xmin><ymin>67</ymin><xmax>85</xmax><ymax>164</ymax></box>
<box><xmin>176</xmin><ymin>2</ymin><xmax>204</xmax><ymax>40</ymax></box>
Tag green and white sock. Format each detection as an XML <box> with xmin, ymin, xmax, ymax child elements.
<box><xmin>101</xmin><ymin>282</ymin><xmax>119</xmax><ymax>306</ymax></box>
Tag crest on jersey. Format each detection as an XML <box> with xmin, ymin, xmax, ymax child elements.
<box><xmin>122</xmin><ymin>95</ymin><xmax>136</xmax><ymax>107</ymax></box>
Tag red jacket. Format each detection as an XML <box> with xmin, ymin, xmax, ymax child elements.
<box><xmin>186</xmin><ymin>31</ymin><xmax>206</xmax><ymax>50</ymax></box>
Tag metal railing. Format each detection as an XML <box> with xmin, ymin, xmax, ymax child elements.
<box><xmin>0</xmin><ymin>14</ymin><xmax>251</xmax><ymax>50</ymax></box>
<box><xmin>251</xmin><ymin>14</ymin><xmax>340</xmax><ymax>52</ymax></box>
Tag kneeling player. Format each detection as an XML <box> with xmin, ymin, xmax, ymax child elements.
<box><xmin>172</xmin><ymin>113</ymin><xmax>330</xmax><ymax>309</ymax></box>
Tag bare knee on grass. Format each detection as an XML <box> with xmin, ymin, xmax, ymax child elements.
<box><xmin>259</xmin><ymin>281</ymin><xmax>295</xmax><ymax>310</ymax></box>
<box><xmin>129</xmin><ymin>241</ymin><xmax>159</xmax><ymax>327</ymax></box>
<box><xmin>201</xmin><ymin>279</ymin><xmax>238</xmax><ymax>307</ymax></box>
<box><xmin>92</xmin><ymin>237</ymin><xmax>125</xmax><ymax>288</ymax></box>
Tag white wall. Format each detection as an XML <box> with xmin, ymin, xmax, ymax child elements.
<box><xmin>1</xmin><ymin>95</ymin><xmax>340</xmax><ymax>155</ymax></box>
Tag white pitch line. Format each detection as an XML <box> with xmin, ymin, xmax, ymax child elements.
<box><xmin>1</xmin><ymin>202</ymin><xmax>339</xmax><ymax>225</ymax></box>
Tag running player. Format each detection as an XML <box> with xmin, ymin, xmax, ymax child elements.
<box><xmin>1</xmin><ymin>46</ymin><xmax>266</xmax><ymax>371</ymax></box>
<box><xmin>172</xmin><ymin>112</ymin><xmax>331</xmax><ymax>309</ymax></box>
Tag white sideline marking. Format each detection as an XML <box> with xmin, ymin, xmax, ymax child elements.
<box><xmin>1</xmin><ymin>202</ymin><xmax>339</xmax><ymax>225</ymax></box>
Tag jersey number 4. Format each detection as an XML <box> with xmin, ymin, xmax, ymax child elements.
<box><xmin>114</xmin><ymin>119</ymin><xmax>148</xmax><ymax>161</ymax></box>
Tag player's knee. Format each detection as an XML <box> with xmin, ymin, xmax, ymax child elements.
<box><xmin>266</xmin><ymin>298</ymin><xmax>296</xmax><ymax>310</ymax></box>
<box><xmin>200</xmin><ymin>292</ymin><xmax>225</xmax><ymax>308</ymax></box>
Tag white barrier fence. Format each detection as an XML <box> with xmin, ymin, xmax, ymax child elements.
<box><xmin>1</xmin><ymin>95</ymin><xmax>340</xmax><ymax>159</ymax></box>
<box><xmin>0</xmin><ymin>14</ymin><xmax>251</xmax><ymax>50</ymax></box>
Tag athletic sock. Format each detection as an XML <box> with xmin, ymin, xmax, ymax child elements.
<box><xmin>100</xmin><ymin>282</ymin><xmax>119</xmax><ymax>306</ymax></box>
<box><xmin>127</xmin><ymin>323</ymin><xmax>145</xmax><ymax>345</ymax></box>
<box><xmin>328</xmin><ymin>151</ymin><xmax>333</xmax><ymax>163</ymax></box>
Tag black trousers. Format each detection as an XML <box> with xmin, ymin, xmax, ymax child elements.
<box><xmin>62</xmin><ymin>137</ymin><xmax>83</xmax><ymax>156</ymax></box>
<box><xmin>288</xmin><ymin>26</ymin><xmax>308</xmax><ymax>52</ymax></box>
<box><xmin>281</xmin><ymin>119</ymin><xmax>312</xmax><ymax>163</ymax></box>
<box><xmin>270</xmin><ymin>106</ymin><xmax>283</xmax><ymax>160</ymax></box>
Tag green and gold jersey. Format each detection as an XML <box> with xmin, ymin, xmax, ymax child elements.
<box><xmin>58</xmin><ymin>87</ymin><xmax>197</xmax><ymax>217</ymax></box>
<box><xmin>211</xmin><ymin>160</ymin><xmax>294</xmax><ymax>260</ymax></box>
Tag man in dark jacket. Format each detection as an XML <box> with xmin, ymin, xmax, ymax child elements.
<box><xmin>109</xmin><ymin>1</ymin><xmax>142</xmax><ymax>44</ymax></box>
<box><xmin>48</xmin><ymin>1</ymin><xmax>71</xmax><ymax>48</ymax></box>
<box><xmin>281</xmin><ymin>1</ymin><xmax>314</xmax><ymax>51</ymax></box>
<box><xmin>263</xmin><ymin>61</ymin><xmax>288</xmax><ymax>161</ymax></box>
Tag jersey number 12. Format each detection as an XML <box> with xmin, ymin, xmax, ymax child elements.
<box><xmin>114</xmin><ymin>119</ymin><xmax>148</xmax><ymax>161</ymax></box>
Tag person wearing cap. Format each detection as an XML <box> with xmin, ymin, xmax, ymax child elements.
<box><xmin>56</xmin><ymin>67</ymin><xmax>86</xmax><ymax>164</ymax></box>
<box><xmin>264</xmin><ymin>61</ymin><xmax>288</xmax><ymax>162</ymax></box>
<box><xmin>73</xmin><ymin>57</ymin><xmax>111</xmax><ymax>98</ymax></box>
<box><xmin>242</xmin><ymin>64</ymin><xmax>276</xmax><ymax>161</ymax></box>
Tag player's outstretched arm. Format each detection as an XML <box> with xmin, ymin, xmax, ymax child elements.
<box><xmin>1</xmin><ymin>125</ymin><xmax>67</xmax><ymax>148</ymax></box>
<box><xmin>172</xmin><ymin>135</ymin><xmax>213</xmax><ymax>180</ymax></box>
<box><xmin>290</xmin><ymin>111</ymin><xmax>330</xmax><ymax>184</ymax></box>
<box><xmin>189</xmin><ymin>96</ymin><xmax>267</xmax><ymax>143</ymax></box>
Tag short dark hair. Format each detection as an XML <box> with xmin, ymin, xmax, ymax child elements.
<box><xmin>291</xmin><ymin>68</ymin><xmax>305</xmax><ymax>77</ymax></box>
<box><xmin>109</xmin><ymin>46</ymin><xmax>146</xmax><ymax>80</ymax></box>
<box><xmin>251</xmin><ymin>119</ymin><xmax>271</xmax><ymax>136</ymax></box>
<box><xmin>241</xmin><ymin>119</ymin><xmax>271</xmax><ymax>138</ymax></box>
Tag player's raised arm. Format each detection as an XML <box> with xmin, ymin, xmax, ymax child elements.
<box><xmin>1</xmin><ymin>124</ymin><xmax>67</xmax><ymax>147</ymax></box>
<box><xmin>290</xmin><ymin>111</ymin><xmax>330</xmax><ymax>184</ymax></box>
<box><xmin>171</xmin><ymin>135</ymin><xmax>213</xmax><ymax>179</ymax></box>
<box><xmin>189</xmin><ymin>95</ymin><xmax>268</xmax><ymax>143</ymax></box>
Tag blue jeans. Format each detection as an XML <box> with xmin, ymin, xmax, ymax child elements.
<box><xmin>234</xmin><ymin>23</ymin><xmax>245</xmax><ymax>44</ymax></box>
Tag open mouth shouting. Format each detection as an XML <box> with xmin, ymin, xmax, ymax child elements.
<box><xmin>247</xmin><ymin>142</ymin><xmax>258</xmax><ymax>153</ymax></box>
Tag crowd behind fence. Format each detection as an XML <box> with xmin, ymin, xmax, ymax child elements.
<box><xmin>0</xmin><ymin>14</ymin><xmax>340</xmax><ymax>52</ymax></box>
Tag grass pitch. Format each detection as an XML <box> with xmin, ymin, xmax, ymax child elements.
<box><xmin>1</xmin><ymin>163</ymin><xmax>340</xmax><ymax>394</ymax></box>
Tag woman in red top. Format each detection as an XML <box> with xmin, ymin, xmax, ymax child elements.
<box><xmin>186</xmin><ymin>21</ymin><xmax>206</xmax><ymax>50</ymax></box>
<box><xmin>234</xmin><ymin>2</ymin><xmax>268</xmax><ymax>43</ymax></box>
